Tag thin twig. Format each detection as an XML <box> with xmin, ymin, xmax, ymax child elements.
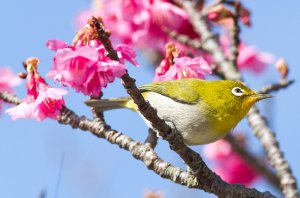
<box><xmin>0</xmin><ymin>92</ymin><xmax>21</xmax><ymax>104</ymax></box>
<box><xmin>257</xmin><ymin>80</ymin><xmax>294</xmax><ymax>94</ymax></box>
<box><xmin>167</xmin><ymin>30</ymin><xmax>203</xmax><ymax>50</ymax></box>
<box><xmin>0</xmin><ymin>92</ymin><xmax>275</xmax><ymax>197</ymax></box>
<box><xmin>90</xmin><ymin>92</ymin><xmax>105</xmax><ymax>120</ymax></box>
<box><xmin>229</xmin><ymin>0</ymin><xmax>241</xmax><ymax>69</ymax></box>
<box><xmin>145</xmin><ymin>128</ymin><xmax>158</xmax><ymax>149</ymax></box>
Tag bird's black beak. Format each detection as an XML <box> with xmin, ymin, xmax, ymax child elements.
<box><xmin>254</xmin><ymin>93</ymin><xmax>273</xmax><ymax>101</ymax></box>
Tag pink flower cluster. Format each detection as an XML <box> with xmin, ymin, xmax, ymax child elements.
<box><xmin>203</xmin><ymin>139</ymin><xmax>260</xmax><ymax>186</ymax></box>
<box><xmin>76</xmin><ymin>0</ymin><xmax>197</xmax><ymax>51</ymax></box>
<box><xmin>154</xmin><ymin>56</ymin><xmax>211</xmax><ymax>82</ymax></box>
<box><xmin>6</xmin><ymin>58</ymin><xmax>67</xmax><ymax>121</ymax></box>
<box><xmin>47</xmin><ymin>23</ymin><xmax>139</xmax><ymax>97</ymax></box>
<box><xmin>220</xmin><ymin>35</ymin><xmax>274</xmax><ymax>74</ymax></box>
<box><xmin>153</xmin><ymin>43</ymin><xmax>211</xmax><ymax>82</ymax></box>
<box><xmin>76</xmin><ymin>2</ymin><xmax>272</xmax><ymax>75</ymax></box>
<box><xmin>0</xmin><ymin>68</ymin><xmax>21</xmax><ymax>112</ymax></box>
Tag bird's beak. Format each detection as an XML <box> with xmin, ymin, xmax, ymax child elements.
<box><xmin>252</xmin><ymin>93</ymin><xmax>273</xmax><ymax>101</ymax></box>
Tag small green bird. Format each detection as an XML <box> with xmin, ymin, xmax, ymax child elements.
<box><xmin>85</xmin><ymin>78</ymin><xmax>271</xmax><ymax>145</ymax></box>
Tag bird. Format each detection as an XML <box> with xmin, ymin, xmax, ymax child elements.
<box><xmin>85</xmin><ymin>78</ymin><xmax>271</xmax><ymax>145</ymax></box>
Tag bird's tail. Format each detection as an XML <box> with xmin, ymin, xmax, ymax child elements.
<box><xmin>85</xmin><ymin>97</ymin><xmax>134</xmax><ymax>112</ymax></box>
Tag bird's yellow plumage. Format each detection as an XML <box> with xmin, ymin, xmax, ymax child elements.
<box><xmin>85</xmin><ymin>79</ymin><xmax>271</xmax><ymax>145</ymax></box>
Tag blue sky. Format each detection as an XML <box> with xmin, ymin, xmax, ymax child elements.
<box><xmin>0</xmin><ymin>1</ymin><xmax>299</xmax><ymax>198</ymax></box>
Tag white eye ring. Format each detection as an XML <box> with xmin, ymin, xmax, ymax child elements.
<box><xmin>232</xmin><ymin>87</ymin><xmax>244</xmax><ymax>96</ymax></box>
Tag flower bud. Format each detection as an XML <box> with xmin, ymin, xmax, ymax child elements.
<box><xmin>207</xmin><ymin>4</ymin><xmax>233</xmax><ymax>22</ymax></box>
<box><xmin>239</xmin><ymin>4</ymin><xmax>251</xmax><ymax>27</ymax></box>
<box><xmin>275</xmin><ymin>58</ymin><xmax>289</xmax><ymax>80</ymax></box>
<box><xmin>18</xmin><ymin>72</ymin><xmax>27</xmax><ymax>79</ymax></box>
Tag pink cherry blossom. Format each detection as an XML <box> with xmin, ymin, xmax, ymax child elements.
<box><xmin>220</xmin><ymin>35</ymin><xmax>274</xmax><ymax>74</ymax></box>
<box><xmin>46</xmin><ymin>37</ymin><xmax>137</xmax><ymax>97</ymax></box>
<box><xmin>46</xmin><ymin>40</ymin><xmax>102</xmax><ymax>94</ymax></box>
<box><xmin>6</xmin><ymin>72</ymin><xmax>37</xmax><ymax>120</ymax></box>
<box><xmin>76</xmin><ymin>0</ymin><xmax>197</xmax><ymax>51</ymax></box>
<box><xmin>5</xmin><ymin>96</ymin><xmax>36</xmax><ymax>120</ymax></box>
<box><xmin>237</xmin><ymin>43</ymin><xmax>274</xmax><ymax>74</ymax></box>
<box><xmin>0</xmin><ymin>68</ymin><xmax>21</xmax><ymax>112</ymax></box>
<box><xmin>203</xmin><ymin>139</ymin><xmax>260</xmax><ymax>186</ymax></box>
<box><xmin>115</xmin><ymin>44</ymin><xmax>139</xmax><ymax>66</ymax></box>
<box><xmin>33</xmin><ymin>82</ymin><xmax>67</xmax><ymax>121</ymax></box>
<box><xmin>6</xmin><ymin>58</ymin><xmax>67</xmax><ymax>121</ymax></box>
<box><xmin>154</xmin><ymin>56</ymin><xmax>211</xmax><ymax>82</ymax></box>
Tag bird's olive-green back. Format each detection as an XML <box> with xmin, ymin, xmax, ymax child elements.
<box><xmin>139</xmin><ymin>78</ymin><xmax>254</xmax><ymax>105</ymax></box>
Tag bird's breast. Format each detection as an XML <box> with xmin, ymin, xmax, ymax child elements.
<box><xmin>140</xmin><ymin>92</ymin><xmax>226</xmax><ymax>145</ymax></box>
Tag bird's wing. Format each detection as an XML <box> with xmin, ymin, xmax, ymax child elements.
<box><xmin>139</xmin><ymin>79</ymin><xmax>201</xmax><ymax>104</ymax></box>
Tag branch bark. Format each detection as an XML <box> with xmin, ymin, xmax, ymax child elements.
<box><xmin>257</xmin><ymin>80</ymin><xmax>294</xmax><ymax>94</ymax></box>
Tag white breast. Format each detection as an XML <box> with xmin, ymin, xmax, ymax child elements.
<box><xmin>139</xmin><ymin>92</ymin><xmax>225</xmax><ymax>145</ymax></box>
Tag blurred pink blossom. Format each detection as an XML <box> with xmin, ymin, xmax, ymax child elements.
<box><xmin>237</xmin><ymin>43</ymin><xmax>274</xmax><ymax>73</ymax></box>
<box><xmin>76</xmin><ymin>0</ymin><xmax>197</xmax><ymax>51</ymax></box>
<box><xmin>203</xmin><ymin>139</ymin><xmax>260</xmax><ymax>186</ymax></box>
<box><xmin>0</xmin><ymin>68</ymin><xmax>21</xmax><ymax>112</ymax></box>
<box><xmin>6</xmin><ymin>58</ymin><xmax>67</xmax><ymax>121</ymax></box>
<box><xmin>220</xmin><ymin>35</ymin><xmax>274</xmax><ymax>74</ymax></box>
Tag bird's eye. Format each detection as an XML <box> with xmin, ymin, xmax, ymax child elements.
<box><xmin>232</xmin><ymin>87</ymin><xmax>244</xmax><ymax>96</ymax></box>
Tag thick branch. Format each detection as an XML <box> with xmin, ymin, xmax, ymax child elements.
<box><xmin>0</xmin><ymin>92</ymin><xmax>275</xmax><ymax>197</ymax></box>
<box><xmin>179</xmin><ymin>1</ymin><xmax>299</xmax><ymax>197</ymax></box>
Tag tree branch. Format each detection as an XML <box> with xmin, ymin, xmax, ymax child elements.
<box><xmin>247</xmin><ymin>106</ymin><xmax>298</xmax><ymax>198</ymax></box>
<box><xmin>229</xmin><ymin>0</ymin><xmax>241</xmax><ymax>69</ymax></box>
<box><xmin>179</xmin><ymin>1</ymin><xmax>299</xmax><ymax>197</ymax></box>
<box><xmin>145</xmin><ymin>128</ymin><xmax>158</xmax><ymax>149</ymax></box>
<box><xmin>0</xmin><ymin>92</ymin><xmax>275</xmax><ymax>198</ymax></box>
<box><xmin>257</xmin><ymin>80</ymin><xmax>294</xmax><ymax>94</ymax></box>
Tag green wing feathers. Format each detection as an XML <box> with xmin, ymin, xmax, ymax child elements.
<box><xmin>85</xmin><ymin>97</ymin><xmax>132</xmax><ymax>112</ymax></box>
<box><xmin>139</xmin><ymin>78</ymin><xmax>201</xmax><ymax>104</ymax></box>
